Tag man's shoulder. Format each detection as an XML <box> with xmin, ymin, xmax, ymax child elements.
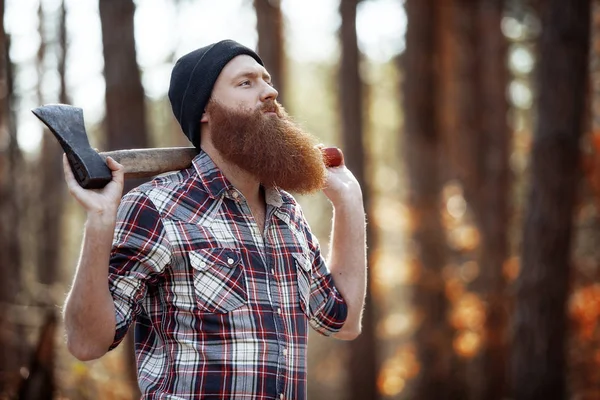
<box><xmin>122</xmin><ymin>169</ymin><xmax>211</xmax><ymax>219</ymax></box>
<box><xmin>135</xmin><ymin>169</ymin><xmax>193</xmax><ymax>192</ymax></box>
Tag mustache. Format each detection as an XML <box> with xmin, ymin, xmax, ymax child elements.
<box><xmin>259</xmin><ymin>100</ymin><xmax>283</xmax><ymax>116</ymax></box>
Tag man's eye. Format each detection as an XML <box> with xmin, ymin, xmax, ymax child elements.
<box><xmin>239</xmin><ymin>81</ymin><xmax>251</xmax><ymax>87</ymax></box>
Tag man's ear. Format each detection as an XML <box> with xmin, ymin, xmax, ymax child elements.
<box><xmin>200</xmin><ymin>110</ymin><xmax>208</xmax><ymax>123</ymax></box>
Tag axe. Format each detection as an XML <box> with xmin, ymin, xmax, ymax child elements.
<box><xmin>31</xmin><ymin>104</ymin><xmax>344</xmax><ymax>189</ymax></box>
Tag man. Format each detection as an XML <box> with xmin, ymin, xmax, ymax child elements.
<box><xmin>62</xmin><ymin>39</ymin><xmax>366</xmax><ymax>399</ymax></box>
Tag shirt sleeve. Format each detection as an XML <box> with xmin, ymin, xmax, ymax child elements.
<box><xmin>302</xmin><ymin>221</ymin><xmax>348</xmax><ymax>336</ymax></box>
<box><xmin>108</xmin><ymin>190</ymin><xmax>172</xmax><ymax>350</ymax></box>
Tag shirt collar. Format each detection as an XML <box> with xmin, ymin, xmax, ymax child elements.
<box><xmin>264</xmin><ymin>186</ymin><xmax>284</xmax><ymax>208</ymax></box>
<box><xmin>192</xmin><ymin>151</ymin><xmax>284</xmax><ymax>207</ymax></box>
<box><xmin>192</xmin><ymin>151</ymin><xmax>231</xmax><ymax>199</ymax></box>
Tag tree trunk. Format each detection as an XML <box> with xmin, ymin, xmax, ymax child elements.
<box><xmin>436</xmin><ymin>2</ymin><xmax>509</xmax><ymax>398</ymax></box>
<box><xmin>0</xmin><ymin>0</ymin><xmax>23</xmax><ymax>394</ymax></box>
<box><xmin>511</xmin><ymin>1</ymin><xmax>590</xmax><ymax>399</ymax></box>
<box><xmin>402</xmin><ymin>1</ymin><xmax>456</xmax><ymax>398</ymax></box>
<box><xmin>99</xmin><ymin>0</ymin><xmax>148</xmax><ymax>171</ymax></box>
<box><xmin>435</xmin><ymin>1</ymin><xmax>472</xmax><ymax>398</ymax></box>
<box><xmin>253</xmin><ymin>0</ymin><xmax>286</xmax><ymax>106</ymax></box>
<box><xmin>339</xmin><ymin>0</ymin><xmax>378</xmax><ymax>399</ymax></box>
<box><xmin>469</xmin><ymin>1</ymin><xmax>510</xmax><ymax>399</ymax></box>
<box><xmin>36</xmin><ymin>0</ymin><xmax>66</xmax><ymax>289</ymax></box>
<box><xmin>99</xmin><ymin>0</ymin><xmax>148</xmax><ymax>396</ymax></box>
<box><xmin>569</xmin><ymin>1</ymin><xmax>600</xmax><ymax>396</ymax></box>
<box><xmin>446</xmin><ymin>0</ymin><xmax>482</xmax><ymax>197</ymax></box>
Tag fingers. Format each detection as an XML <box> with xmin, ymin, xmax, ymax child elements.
<box><xmin>64</xmin><ymin>154</ymin><xmax>124</xmax><ymax>194</ymax></box>
<box><xmin>62</xmin><ymin>154</ymin><xmax>79</xmax><ymax>190</ymax></box>
<box><xmin>105</xmin><ymin>156</ymin><xmax>125</xmax><ymax>188</ymax></box>
<box><xmin>105</xmin><ymin>156</ymin><xmax>123</xmax><ymax>172</ymax></box>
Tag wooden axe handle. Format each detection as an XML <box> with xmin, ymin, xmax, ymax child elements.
<box><xmin>98</xmin><ymin>147</ymin><xmax>198</xmax><ymax>179</ymax></box>
<box><xmin>98</xmin><ymin>146</ymin><xmax>344</xmax><ymax>180</ymax></box>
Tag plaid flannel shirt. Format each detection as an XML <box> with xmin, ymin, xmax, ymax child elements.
<box><xmin>108</xmin><ymin>151</ymin><xmax>348</xmax><ymax>399</ymax></box>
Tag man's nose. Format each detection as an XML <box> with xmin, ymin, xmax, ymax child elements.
<box><xmin>260</xmin><ymin>82</ymin><xmax>278</xmax><ymax>102</ymax></box>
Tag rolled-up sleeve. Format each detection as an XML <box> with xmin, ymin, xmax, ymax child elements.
<box><xmin>108</xmin><ymin>190</ymin><xmax>172</xmax><ymax>350</ymax></box>
<box><xmin>305</xmin><ymin>229</ymin><xmax>348</xmax><ymax>336</ymax></box>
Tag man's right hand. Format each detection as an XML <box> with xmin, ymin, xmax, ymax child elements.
<box><xmin>63</xmin><ymin>154</ymin><xmax>125</xmax><ymax>219</ymax></box>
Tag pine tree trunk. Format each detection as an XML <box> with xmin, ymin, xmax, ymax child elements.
<box><xmin>254</xmin><ymin>0</ymin><xmax>286</xmax><ymax>105</ymax></box>
<box><xmin>469</xmin><ymin>1</ymin><xmax>510</xmax><ymax>399</ymax></box>
<box><xmin>403</xmin><ymin>1</ymin><xmax>456</xmax><ymax>398</ymax></box>
<box><xmin>511</xmin><ymin>1</ymin><xmax>591</xmax><ymax>399</ymax></box>
<box><xmin>36</xmin><ymin>0</ymin><xmax>66</xmax><ymax>289</ymax></box>
<box><xmin>435</xmin><ymin>1</ymin><xmax>472</xmax><ymax>397</ymax></box>
<box><xmin>99</xmin><ymin>0</ymin><xmax>148</xmax><ymax>166</ymax></box>
<box><xmin>569</xmin><ymin>1</ymin><xmax>600</xmax><ymax>396</ymax></box>
<box><xmin>0</xmin><ymin>0</ymin><xmax>23</xmax><ymax>393</ymax></box>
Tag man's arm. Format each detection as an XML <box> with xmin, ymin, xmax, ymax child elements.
<box><xmin>322</xmin><ymin>166</ymin><xmax>367</xmax><ymax>340</ymax></box>
<box><xmin>62</xmin><ymin>155</ymin><xmax>124</xmax><ymax>361</ymax></box>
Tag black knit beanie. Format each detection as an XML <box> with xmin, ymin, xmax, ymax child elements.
<box><xmin>168</xmin><ymin>39</ymin><xmax>264</xmax><ymax>150</ymax></box>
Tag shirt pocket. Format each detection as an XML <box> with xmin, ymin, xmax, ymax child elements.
<box><xmin>292</xmin><ymin>252</ymin><xmax>312</xmax><ymax>317</ymax></box>
<box><xmin>189</xmin><ymin>248</ymin><xmax>247</xmax><ymax>313</ymax></box>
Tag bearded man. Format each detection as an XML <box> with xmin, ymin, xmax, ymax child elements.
<box><xmin>62</xmin><ymin>40</ymin><xmax>366</xmax><ymax>399</ymax></box>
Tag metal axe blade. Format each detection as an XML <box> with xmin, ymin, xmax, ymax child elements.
<box><xmin>31</xmin><ymin>104</ymin><xmax>198</xmax><ymax>189</ymax></box>
<box><xmin>32</xmin><ymin>104</ymin><xmax>113</xmax><ymax>189</ymax></box>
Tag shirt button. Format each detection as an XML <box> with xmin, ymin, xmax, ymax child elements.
<box><xmin>227</xmin><ymin>258</ymin><xmax>234</xmax><ymax>265</ymax></box>
<box><xmin>283</xmin><ymin>348</ymin><xmax>288</xmax><ymax>356</ymax></box>
<box><xmin>200</xmin><ymin>262</ymin><xmax>207</xmax><ymax>268</ymax></box>
<box><xmin>232</xmin><ymin>191</ymin><xmax>239</xmax><ymax>199</ymax></box>
<box><xmin>271</xmin><ymin>268</ymin><xmax>275</xmax><ymax>275</ymax></box>
<box><xmin>280</xmin><ymin>395</ymin><xmax>284</xmax><ymax>400</ymax></box>
<box><xmin>277</xmin><ymin>308</ymin><xmax>282</xmax><ymax>314</ymax></box>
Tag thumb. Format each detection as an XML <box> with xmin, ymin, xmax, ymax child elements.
<box><xmin>106</xmin><ymin>156</ymin><xmax>125</xmax><ymax>186</ymax></box>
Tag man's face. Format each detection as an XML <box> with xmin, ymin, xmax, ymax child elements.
<box><xmin>201</xmin><ymin>56</ymin><xmax>327</xmax><ymax>194</ymax></box>
<box><xmin>207</xmin><ymin>55</ymin><xmax>278</xmax><ymax>114</ymax></box>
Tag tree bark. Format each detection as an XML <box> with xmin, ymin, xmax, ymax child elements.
<box><xmin>99</xmin><ymin>0</ymin><xmax>148</xmax><ymax>172</ymax></box>
<box><xmin>402</xmin><ymin>1</ymin><xmax>456</xmax><ymax>398</ymax></box>
<box><xmin>0</xmin><ymin>0</ymin><xmax>23</xmax><ymax>393</ymax></box>
<box><xmin>446</xmin><ymin>0</ymin><xmax>482</xmax><ymax>196</ymax></box>
<box><xmin>469</xmin><ymin>1</ymin><xmax>510</xmax><ymax>399</ymax></box>
<box><xmin>36</xmin><ymin>0</ymin><xmax>66</xmax><ymax>288</ymax></box>
<box><xmin>436</xmin><ymin>2</ymin><xmax>510</xmax><ymax>398</ymax></box>
<box><xmin>253</xmin><ymin>0</ymin><xmax>286</xmax><ymax>106</ymax></box>
<box><xmin>99</xmin><ymin>0</ymin><xmax>148</xmax><ymax>396</ymax></box>
<box><xmin>511</xmin><ymin>1</ymin><xmax>591</xmax><ymax>399</ymax></box>
<box><xmin>569</xmin><ymin>1</ymin><xmax>600</xmax><ymax>396</ymax></box>
<box><xmin>435</xmin><ymin>1</ymin><xmax>472</xmax><ymax>398</ymax></box>
<box><xmin>339</xmin><ymin>0</ymin><xmax>378</xmax><ymax>399</ymax></box>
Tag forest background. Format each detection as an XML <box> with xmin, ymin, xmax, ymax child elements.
<box><xmin>1</xmin><ymin>0</ymin><xmax>599</xmax><ymax>399</ymax></box>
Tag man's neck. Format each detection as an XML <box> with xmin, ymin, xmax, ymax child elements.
<box><xmin>200</xmin><ymin>142</ymin><xmax>264</xmax><ymax>205</ymax></box>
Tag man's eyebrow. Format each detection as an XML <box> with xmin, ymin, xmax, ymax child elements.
<box><xmin>232</xmin><ymin>71</ymin><xmax>272</xmax><ymax>81</ymax></box>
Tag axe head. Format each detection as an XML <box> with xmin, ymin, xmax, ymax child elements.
<box><xmin>32</xmin><ymin>104</ymin><xmax>112</xmax><ymax>189</ymax></box>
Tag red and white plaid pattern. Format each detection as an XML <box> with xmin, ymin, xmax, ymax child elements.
<box><xmin>108</xmin><ymin>151</ymin><xmax>347</xmax><ymax>399</ymax></box>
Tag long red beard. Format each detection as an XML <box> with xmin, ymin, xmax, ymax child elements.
<box><xmin>206</xmin><ymin>100</ymin><xmax>327</xmax><ymax>194</ymax></box>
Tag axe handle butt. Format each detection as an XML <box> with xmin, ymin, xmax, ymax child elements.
<box><xmin>99</xmin><ymin>147</ymin><xmax>198</xmax><ymax>179</ymax></box>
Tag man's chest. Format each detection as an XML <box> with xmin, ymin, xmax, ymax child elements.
<box><xmin>154</xmin><ymin>202</ymin><xmax>313</xmax><ymax>318</ymax></box>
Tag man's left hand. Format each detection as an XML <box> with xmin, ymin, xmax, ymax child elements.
<box><xmin>322</xmin><ymin>166</ymin><xmax>363</xmax><ymax>206</ymax></box>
